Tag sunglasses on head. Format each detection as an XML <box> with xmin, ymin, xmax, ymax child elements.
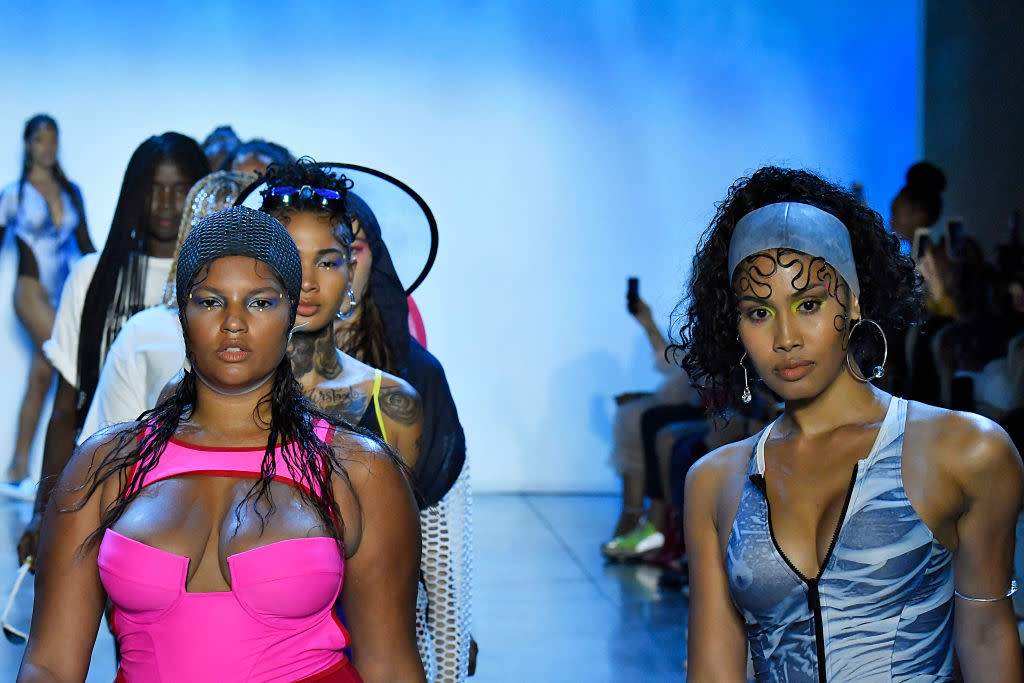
<box><xmin>260</xmin><ymin>184</ymin><xmax>348</xmax><ymax>212</ymax></box>
<box><xmin>2</xmin><ymin>557</ymin><xmax>33</xmax><ymax>644</ymax></box>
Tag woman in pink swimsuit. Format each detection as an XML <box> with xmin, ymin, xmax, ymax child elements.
<box><xmin>18</xmin><ymin>207</ymin><xmax>424</xmax><ymax>682</ymax></box>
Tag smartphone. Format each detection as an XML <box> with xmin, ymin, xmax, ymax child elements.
<box><xmin>912</xmin><ymin>227</ymin><xmax>931</xmax><ymax>261</ymax></box>
<box><xmin>627</xmin><ymin>277</ymin><xmax>639</xmax><ymax>314</ymax></box>
<box><xmin>946</xmin><ymin>217</ymin><xmax>964</xmax><ymax>259</ymax></box>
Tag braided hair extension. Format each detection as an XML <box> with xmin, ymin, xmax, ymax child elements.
<box><xmin>74</xmin><ymin>133</ymin><xmax>209</xmax><ymax>429</ymax></box>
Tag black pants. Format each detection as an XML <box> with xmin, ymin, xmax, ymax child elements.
<box><xmin>640</xmin><ymin>403</ymin><xmax>704</xmax><ymax>499</ymax></box>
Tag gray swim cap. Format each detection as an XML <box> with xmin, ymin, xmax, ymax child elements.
<box><xmin>727</xmin><ymin>202</ymin><xmax>860</xmax><ymax>298</ymax></box>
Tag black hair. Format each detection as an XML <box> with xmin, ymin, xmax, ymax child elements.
<box><xmin>201</xmin><ymin>125</ymin><xmax>240</xmax><ymax>155</ymax></box>
<box><xmin>897</xmin><ymin>161</ymin><xmax>947</xmax><ymax>227</ymax></box>
<box><xmin>340</xmin><ymin>191</ymin><xmax>404</xmax><ymax>374</ymax></box>
<box><xmin>221</xmin><ymin>138</ymin><xmax>294</xmax><ymax>173</ymax></box>
<box><xmin>75</xmin><ymin>133</ymin><xmax>210</xmax><ymax>430</ymax></box>
<box><xmin>671</xmin><ymin>166</ymin><xmax>925</xmax><ymax>416</ymax></box>
<box><xmin>18</xmin><ymin>114</ymin><xmax>88</xmax><ymax>244</ymax></box>
<box><xmin>259</xmin><ymin>157</ymin><xmax>353</xmax><ymax>246</ymax></box>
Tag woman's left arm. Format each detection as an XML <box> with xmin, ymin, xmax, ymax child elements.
<box><xmin>71</xmin><ymin>185</ymin><xmax>94</xmax><ymax>255</ymax></box>
<box><xmin>336</xmin><ymin>435</ymin><xmax>425</xmax><ymax>682</ymax></box>
<box><xmin>379</xmin><ymin>379</ymin><xmax>423</xmax><ymax>469</ymax></box>
<box><xmin>950</xmin><ymin>422</ymin><xmax>1024</xmax><ymax>680</ymax></box>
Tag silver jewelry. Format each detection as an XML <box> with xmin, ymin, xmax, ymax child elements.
<box><xmin>336</xmin><ymin>287</ymin><xmax>357</xmax><ymax>321</ymax></box>
<box><xmin>182</xmin><ymin>354</ymin><xmax>192</xmax><ymax>373</ymax></box>
<box><xmin>740</xmin><ymin>352</ymin><xmax>752</xmax><ymax>404</ymax></box>
<box><xmin>954</xmin><ymin>579</ymin><xmax>1018</xmax><ymax>602</ymax></box>
<box><xmin>287</xmin><ymin>321</ymin><xmax>310</xmax><ymax>344</ymax></box>
<box><xmin>846</xmin><ymin>318</ymin><xmax>888</xmax><ymax>382</ymax></box>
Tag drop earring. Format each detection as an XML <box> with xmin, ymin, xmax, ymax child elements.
<box><xmin>739</xmin><ymin>352</ymin><xmax>752</xmax><ymax>404</ymax></box>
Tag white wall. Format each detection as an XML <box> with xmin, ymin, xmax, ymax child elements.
<box><xmin>0</xmin><ymin>1</ymin><xmax>919</xmax><ymax>492</ymax></box>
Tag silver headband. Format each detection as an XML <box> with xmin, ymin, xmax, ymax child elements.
<box><xmin>727</xmin><ymin>202</ymin><xmax>860</xmax><ymax>298</ymax></box>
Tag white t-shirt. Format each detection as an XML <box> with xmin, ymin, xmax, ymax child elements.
<box><xmin>79</xmin><ymin>305</ymin><xmax>185</xmax><ymax>443</ymax></box>
<box><xmin>43</xmin><ymin>252</ymin><xmax>173</xmax><ymax>390</ymax></box>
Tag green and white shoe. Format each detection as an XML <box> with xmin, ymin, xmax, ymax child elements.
<box><xmin>601</xmin><ymin>521</ymin><xmax>665</xmax><ymax>560</ymax></box>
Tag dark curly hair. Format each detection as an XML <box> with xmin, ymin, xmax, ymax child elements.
<box><xmin>671</xmin><ymin>166</ymin><xmax>925</xmax><ymax>416</ymax></box>
<box><xmin>258</xmin><ymin>157</ymin><xmax>354</xmax><ymax>248</ymax></box>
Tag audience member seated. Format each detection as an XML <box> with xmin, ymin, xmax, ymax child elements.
<box><xmin>602</xmin><ymin>295</ymin><xmax>698</xmax><ymax>561</ymax></box>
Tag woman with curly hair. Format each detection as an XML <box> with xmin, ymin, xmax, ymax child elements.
<box><xmin>18</xmin><ymin>207</ymin><xmax>423</xmax><ymax>682</ymax></box>
<box><xmin>257</xmin><ymin>160</ymin><xmax>423</xmax><ymax>467</ymax></box>
<box><xmin>678</xmin><ymin>167</ymin><xmax>1023</xmax><ymax>680</ymax></box>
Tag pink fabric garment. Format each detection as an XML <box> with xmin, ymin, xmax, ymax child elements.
<box><xmin>407</xmin><ymin>294</ymin><xmax>427</xmax><ymax>348</ymax></box>
<box><xmin>97</xmin><ymin>421</ymin><xmax>362</xmax><ymax>682</ymax></box>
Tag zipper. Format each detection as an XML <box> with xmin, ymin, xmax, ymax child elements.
<box><xmin>758</xmin><ymin>463</ymin><xmax>860</xmax><ymax>683</ymax></box>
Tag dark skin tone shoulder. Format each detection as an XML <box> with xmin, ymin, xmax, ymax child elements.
<box><xmin>289</xmin><ymin>324</ymin><xmax>422</xmax><ymax>467</ymax></box>
<box><xmin>17</xmin><ymin>255</ymin><xmax>424</xmax><ymax>682</ymax></box>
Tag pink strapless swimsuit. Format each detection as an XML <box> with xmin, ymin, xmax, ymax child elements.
<box><xmin>96</xmin><ymin>421</ymin><xmax>362</xmax><ymax>682</ymax></box>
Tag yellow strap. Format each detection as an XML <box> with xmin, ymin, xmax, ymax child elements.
<box><xmin>372</xmin><ymin>368</ymin><xmax>388</xmax><ymax>444</ymax></box>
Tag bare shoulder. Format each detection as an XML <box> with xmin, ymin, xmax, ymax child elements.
<box><xmin>379</xmin><ymin>371</ymin><xmax>419</xmax><ymax>400</ymax></box>
<box><xmin>59</xmin><ymin>421</ymin><xmax>143</xmax><ymax>508</ymax></box>
<box><xmin>687</xmin><ymin>431</ymin><xmax>758</xmax><ymax>492</ymax></box>
<box><xmin>905</xmin><ymin>400</ymin><xmax>1021</xmax><ymax>483</ymax></box>
<box><xmin>328</xmin><ymin>426</ymin><xmax>418</xmax><ymax>555</ymax></box>
<box><xmin>329</xmin><ymin>428</ymin><xmax>411</xmax><ymax>490</ymax></box>
<box><xmin>377</xmin><ymin>373</ymin><xmax>422</xmax><ymax>427</ymax></box>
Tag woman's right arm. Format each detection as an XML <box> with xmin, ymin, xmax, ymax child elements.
<box><xmin>17</xmin><ymin>434</ymin><xmax>113</xmax><ymax>682</ymax></box>
<box><xmin>683</xmin><ymin>454</ymin><xmax>748</xmax><ymax>682</ymax></box>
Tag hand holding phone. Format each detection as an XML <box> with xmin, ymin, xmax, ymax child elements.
<box><xmin>627</xmin><ymin>277</ymin><xmax>639</xmax><ymax>314</ymax></box>
<box><xmin>912</xmin><ymin>227</ymin><xmax>931</xmax><ymax>261</ymax></box>
<box><xmin>945</xmin><ymin>217</ymin><xmax>964</xmax><ymax>259</ymax></box>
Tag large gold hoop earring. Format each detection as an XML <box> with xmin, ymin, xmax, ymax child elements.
<box><xmin>846</xmin><ymin>318</ymin><xmax>888</xmax><ymax>382</ymax></box>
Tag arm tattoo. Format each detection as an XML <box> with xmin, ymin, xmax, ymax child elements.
<box><xmin>379</xmin><ymin>386</ymin><xmax>422</xmax><ymax>426</ymax></box>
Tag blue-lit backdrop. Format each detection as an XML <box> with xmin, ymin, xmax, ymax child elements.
<box><xmin>0</xmin><ymin>1</ymin><xmax>919</xmax><ymax>492</ymax></box>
